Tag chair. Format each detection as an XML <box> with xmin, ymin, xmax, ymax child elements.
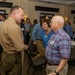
<box><xmin>68</xmin><ymin>47</ymin><xmax>75</xmax><ymax>66</ymax></box>
<box><xmin>28</xmin><ymin>40</ymin><xmax>38</xmax><ymax>56</ymax></box>
<box><xmin>26</xmin><ymin>50</ymin><xmax>46</xmax><ymax>75</ymax></box>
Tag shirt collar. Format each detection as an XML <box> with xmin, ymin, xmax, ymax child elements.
<box><xmin>9</xmin><ymin>17</ymin><xmax>21</xmax><ymax>25</ymax></box>
<box><xmin>53</xmin><ymin>28</ymin><xmax>63</xmax><ymax>34</ymax></box>
<box><xmin>8</xmin><ymin>17</ymin><xmax>17</xmax><ymax>24</ymax></box>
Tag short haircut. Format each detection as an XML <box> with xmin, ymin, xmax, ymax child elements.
<box><xmin>26</xmin><ymin>18</ymin><xmax>30</xmax><ymax>21</ymax></box>
<box><xmin>10</xmin><ymin>5</ymin><xmax>23</xmax><ymax>13</ymax></box>
<box><xmin>33</xmin><ymin>19</ymin><xmax>38</xmax><ymax>24</ymax></box>
<box><xmin>41</xmin><ymin>18</ymin><xmax>50</xmax><ymax>28</ymax></box>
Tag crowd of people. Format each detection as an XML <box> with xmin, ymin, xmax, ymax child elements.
<box><xmin>0</xmin><ymin>5</ymin><xmax>75</xmax><ymax>75</ymax></box>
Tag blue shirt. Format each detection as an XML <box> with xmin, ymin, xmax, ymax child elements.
<box><xmin>41</xmin><ymin>30</ymin><xmax>53</xmax><ymax>48</ymax></box>
<box><xmin>25</xmin><ymin>23</ymin><xmax>30</xmax><ymax>34</ymax></box>
<box><xmin>64</xmin><ymin>25</ymin><xmax>73</xmax><ymax>37</ymax></box>
<box><xmin>46</xmin><ymin>28</ymin><xmax>71</xmax><ymax>64</ymax></box>
<box><xmin>32</xmin><ymin>23</ymin><xmax>42</xmax><ymax>42</ymax></box>
<box><xmin>20</xmin><ymin>24</ymin><xmax>25</xmax><ymax>36</ymax></box>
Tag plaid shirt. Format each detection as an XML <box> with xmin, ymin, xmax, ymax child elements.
<box><xmin>45</xmin><ymin>28</ymin><xmax>71</xmax><ymax>64</ymax></box>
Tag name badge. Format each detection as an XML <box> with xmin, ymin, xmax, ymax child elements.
<box><xmin>50</xmin><ymin>41</ymin><xmax>54</xmax><ymax>45</ymax></box>
<box><xmin>22</xmin><ymin>28</ymin><xmax>24</xmax><ymax>31</ymax></box>
<box><xmin>44</xmin><ymin>35</ymin><xmax>47</xmax><ymax>38</ymax></box>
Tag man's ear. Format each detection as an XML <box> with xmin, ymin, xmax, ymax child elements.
<box><xmin>13</xmin><ymin>11</ymin><xmax>16</xmax><ymax>17</ymax></box>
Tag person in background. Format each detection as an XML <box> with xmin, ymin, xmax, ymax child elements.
<box><xmin>20</xmin><ymin>19</ymin><xmax>26</xmax><ymax>44</ymax></box>
<box><xmin>32</xmin><ymin>18</ymin><xmax>45</xmax><ymax>60</ymax></box>
<box><xmin>25</xmin><ymin>18</ymin><xmax>31</xmax><ymax>45</ymax></box>
<box><xmin>64</xmin><ymin>21</ymin><xmax>73</xmax><ymax>40</ymax></box>
<box><xmin>46</xmin><ymin>15</ymin><xmax>71</xmax><ymax>75</ymax></box>
<box><xmin>69</xmin><ymin>20</ymin><xmax>75</xmax><ymax>34</ymax></box>
<box><xmin>30</xmin><ymin>19</ymin><xmax>38</xmax><ymax>40</ymax></box>
<box><xmin>0</xmin><ymin>15</ymin><xmax>6</xmax><ymax>25</ymax></box>
<box><xmin>41</xmin><ymin>18</ymin><xmax>53</xmax><ymax>48</ymax></box>
<box><xmin>69</xmin><ymin>20</ymin><xmax>75</xmax><ymax>40</ymax></box>
<box><xmin>33</xmin><ymin>19</ymin><xmax>38</xmax><ymax>26</ymax></box>
<box><xmin>0</xmin><ymin>5</ymin><xmax>28</xmax><ymax>75</ymax></box>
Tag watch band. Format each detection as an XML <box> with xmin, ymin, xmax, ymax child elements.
<box><xmin>54</xmin><ymin>71</ymin><xmax>59</xmax><ymax>75</ymax></box>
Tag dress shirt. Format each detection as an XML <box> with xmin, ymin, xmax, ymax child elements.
<box><xmin>46</xmin><ymin>28</ymin><xmax>71</xmax><ymax>64</ymax></box>
<box><xmin>64</xmin><ymin>24</ymin><xmax>73</xmax><ymax>37</ymax></box>
<box><xmin>25</xmin><ymin>23</ymin><xmax>30</xmax><ymax>33</ymax></box>
<box><xmin>32</xmin><ymin>23</ymin><xmax>42</xmax><ymax>42</ymax></box>
<box><xmin>0</xmin><ymin>17</ymin><xmax>26</xmax><ymax>52</ymax></box>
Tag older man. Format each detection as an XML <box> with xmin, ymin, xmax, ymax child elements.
<box><xmin>0</xmin><ymin>5</ymin><xmax>28</xmax><ymax>75</ymax></box>
<box><xmin>46</xmin><ymin>16</ymin><xmax>71</xmax><ymax>75</ymax></box>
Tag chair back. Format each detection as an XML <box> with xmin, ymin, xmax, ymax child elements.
<box><xmin>26</xmin><ymin>50</ymin><xmax>33</xmax><ymax>62</ymax></box>
<box><xmin>26</xmin><ymin>49</ymin><xmax>46</xmax><ymax>66</ymax></box>
<box><xmin>28</xmin><ymin>41</ymin><xmax>37</xmax><ymax>53</ymax></box>
<box><xmin>70</xmin><ymin>47</ymin><xmax>75</xmax><ymax>59</ymax></box>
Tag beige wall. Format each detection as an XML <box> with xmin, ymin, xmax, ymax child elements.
<box><xmin>23</xmin><ymin>0</ymin><xmax>75</xmax><ymax>23</ymax></box>
<box><xmin>29</xmin><ymin>1</ymin><xmax>69</xmax><ymax>23</ymax></box>
<box><xmin>0</xmin><ymin>0</ymin><xmax>20</xmax><ymax>14</ymax></box>
<box><xmin>0</xmin><ymin>0</ymin><xmax>75</xmax><ymax>23</ymax></box>
<box><xmin>68</xmin><ymin>6</ymin><xmax>75</xmax><ymax>21</ymax></box>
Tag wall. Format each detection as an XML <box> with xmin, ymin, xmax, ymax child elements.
<box><xmin>29</xmin><ymin>1</ymin><xmax>69</xmax><ymax>23</ymax></box>
<box><xmin>26</xmin><ymin>0</ymin><xmax>75</xmax><ymax>23</ymax></box>
<box><xmin>68</xmin><ymin>6</ymin><xmax>75</xmax><ymax>21</ymax></box>
<box><xmin>0</xmin><ymin>0</ymin><xmax>20</xmax><ymax>14</ymax></box>
<box><xmin>0</xmin><ymin>0</ymin><xmax>75</xmax><ymax>23</ymax></box>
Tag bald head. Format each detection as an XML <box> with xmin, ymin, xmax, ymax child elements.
<box><xmin>52</xmin><ymin>15</ymin><xmax>64</xmax><ymax>26</ymax></box>
<box><xmin>50</xmin><ymin>15</ymin><xmax>65</xmax><ymax>32</ymax></box>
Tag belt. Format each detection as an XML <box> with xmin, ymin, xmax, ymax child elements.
<box><xmin>47</xmin><ymin>63</ymin><xmax>59</xmax><ymax>66</ymax></box>
<box><xmin>5</xmin><ymin>51</ymin><xmax>18</xmax><ymax>54</ymax></box>
<box><xmin>36</xmin><ymin>39</ymin><xmax>42</xmax><ymax>40</ymax></box>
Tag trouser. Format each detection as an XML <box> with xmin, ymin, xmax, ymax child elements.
<box><xmin>1</xmin><ymin>51</ymin><xmax>22</xmax><ymax>75</ymax></box>
<box><xmin>33</xmin><ymin>40</ymin><xmax>45</xmax><ymax>60</ymax></box>
<box><xmin>25</xmin><ymin>33</ymin><xmax>30</xmax><ymax>45</ymax></box>
<box><xmin>0</xmin><ymin>45</ymin><xmax>3</xmax><ymax>61</ymax></box>
<box><xmin>46</xmin><ymin>63</ymin><xmax>68</xmax><ymax>75</ymax></box>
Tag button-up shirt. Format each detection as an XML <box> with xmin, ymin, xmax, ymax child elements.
<box><xmin>32</xmin><ymin>23</ymin><xmax>42</xmax><ymax>42</ymax></box>
<box><xmin>45</xmin><ymin>28</ymin><xmax>71</xmax><ymax>64</ymax></box>
<box><xmin>0</xmin><ymin>17</ymin><xmax>26</xmax><ymax>52</ymax></box>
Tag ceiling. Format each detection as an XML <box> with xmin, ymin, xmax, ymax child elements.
<box><xmin>30</xmin><ymin>0</ymin><xmax>75</xmax><ymax>6</ymax></box>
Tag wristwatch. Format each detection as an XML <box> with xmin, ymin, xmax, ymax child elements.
<box><xmin>54</xmin><ymin>71</ymin><xmax>59</xmax><ymax>75</ymax></box>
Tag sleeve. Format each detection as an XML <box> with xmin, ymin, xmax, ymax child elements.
<box><xmin>59</xmin><ymin>35</ymin><xmax>71</xmax><ymax>58</ymax></box>
<box><xmin>9</xmin><ymin>27</ymin><xmax>26</xmax><ymax>52</ymax></box>
<box><xmin>66</xmin><ymin>26</ymin><xmax>69</xmax><ymax>31</ymax></box>
<box><xmin>32</xmin><ymin>25</ymin><xmax>38</xmax><ymax>42</ymax></box>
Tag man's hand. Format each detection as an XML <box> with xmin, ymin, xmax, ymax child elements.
<box><xmin>48</xmin><ymin>72</ymin><xmax>56</xmax><ymax>75</ymax></box>
<box><xmin>25</xmin><ymin>45</ymin><xmax>28</xmax><ymax>50</ymax></box>
<box><xmin>33</xmin><ymin>42</ymin><xmax>36</xmax><ymax>45</ymax></box>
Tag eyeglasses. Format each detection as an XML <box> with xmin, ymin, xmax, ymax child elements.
<box><xmin>50</xmin><ymin>21</ymin><xmax>60</xmax><ymax>24</ymax></box>
<box><xmin>50</xmin><ymin>21</ymin><xmax>55</xmax><ymax>24</ymax></box>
